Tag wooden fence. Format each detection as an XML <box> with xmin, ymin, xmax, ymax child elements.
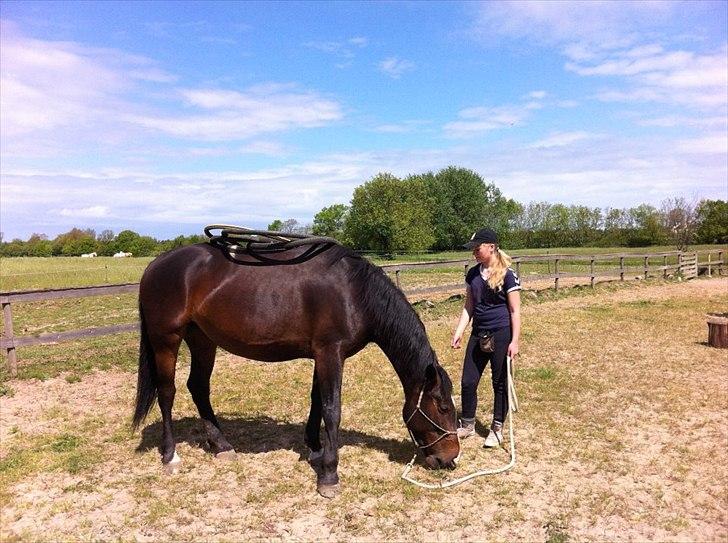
<box><xmin>1</xmin><ymin>249</ymin><xmax>724</xmax><ymax>376</ymax></box>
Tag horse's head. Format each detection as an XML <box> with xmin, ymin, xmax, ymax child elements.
<box><xmin>404</xmin><ymin>363</ymin><xmax>460</xmax><ymax>469</ymax></box>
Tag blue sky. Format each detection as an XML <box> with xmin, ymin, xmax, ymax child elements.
<box><xmin>1</xmin><ymin>0</ymin><xmax>726</xmax><ymax>240</ymax></box>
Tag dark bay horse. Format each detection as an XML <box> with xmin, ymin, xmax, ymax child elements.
<box><xmin>132</xmin><ymin>241</ymin><xmax>460</xmax><ymax>497</ymax></box>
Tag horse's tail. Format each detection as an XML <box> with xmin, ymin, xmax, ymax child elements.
<box><xmin>132</xmin><ymin>301</ymin><xmax>158</xmax><ymax>431</ymax></box>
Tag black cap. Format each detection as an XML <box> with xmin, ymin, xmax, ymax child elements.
<box><xmin>463</xmin><ymin>228</ymin><xmax>498</xmax><ymax>249</ymax></box>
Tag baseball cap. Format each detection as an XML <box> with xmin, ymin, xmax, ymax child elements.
<box><xmin>463</xmin><ymin>228</ymin><xmax>499</xmax><ymax>249</ymax></box>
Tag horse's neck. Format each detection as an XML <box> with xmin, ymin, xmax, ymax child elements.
<box><xmin>370</xmin><ymin>296</ymin><xmax>432</xmax><ymax>397</ymax></box>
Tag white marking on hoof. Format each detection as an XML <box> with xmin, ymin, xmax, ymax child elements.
<box><xmin>163</xmin><ymin>451</ymin><xmax>181</xmax><ymax>475</ymax></box>
<box><xmin>308</xmin><ymin>449</ymin><xmax>324</xmax><ymax>463</ymax></box>
<box><xmin>214</xmin><ymin>449</ymin><xmax>237</xmax><ymax>461</ymax></box>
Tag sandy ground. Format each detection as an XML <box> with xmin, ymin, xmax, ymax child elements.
<box><xmin>1</xmin><ymin>277</ymin><xmax>727</xmax><ymax>542</ymax></box>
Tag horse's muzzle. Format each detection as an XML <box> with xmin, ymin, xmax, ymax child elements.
<box><xmin>424</xmin><ymin>454</ymin><xmax>457</xmax><ymax>470</ymax></box>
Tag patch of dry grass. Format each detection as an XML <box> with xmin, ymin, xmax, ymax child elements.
<box><xmin>0</xmin><ymin>277</ymin><xmax>726</xmax><ymax>541</ymax></box>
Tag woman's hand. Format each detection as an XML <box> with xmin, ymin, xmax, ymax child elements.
<box><xmin>507</xmin><ymin>341</ymin><xmax>519</xmax><ymax>358</ymax></box>
<box><xmin>451</xmin><ymin>331</ymin><xmax>463</xmax><ymax>349</ymax></box>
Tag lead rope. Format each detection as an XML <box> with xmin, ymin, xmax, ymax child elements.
<box><xmin>401</xmin><ymin>356</ymin><xmax>518</xmax><ymax>488</ymax></box>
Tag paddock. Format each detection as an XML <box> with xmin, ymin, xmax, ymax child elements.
<box><xmin>1</xmin><ymin>277</ymin><xmax>726</xmax><ymax>541</ymax></box>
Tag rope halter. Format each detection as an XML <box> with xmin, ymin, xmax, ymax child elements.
<box><xmin>404</xmin><ymin>385</ymin><xmax>458</xmax><ymax>451</ymax></box>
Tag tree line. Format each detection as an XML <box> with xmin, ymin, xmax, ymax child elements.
<box><xmin>275</xmin><ymin>167</ymin><xmax>727</xmax><ymax>252</ymax></box>
<box><xmin>2</xmin><ymin>166</ymin><xmax>726</xmax><ymax>257</ymax></box>
<box><xmin>0</xmin><ymin>228</ymin><xmax>207</xmax><ymax>257</ymax></box>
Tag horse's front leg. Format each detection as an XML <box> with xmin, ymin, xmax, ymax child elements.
<box><xmin>312</xmin><ymin>345</ymin><xmax>343</xmax><ymax>498</ymax></box>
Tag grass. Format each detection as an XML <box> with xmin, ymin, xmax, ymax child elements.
<box><xmin>0</xmin><ymin>256</ymin><xmax>726</xmax><ymax>540</ymax></box>
<box><xmin>1</xmin><ymin>244</ymin><xmax>724</xmax><ymax>292</ymax></box>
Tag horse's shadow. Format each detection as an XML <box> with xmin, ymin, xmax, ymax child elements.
<box><xmin>135</xmin><ymin>415</ymin><xmax>415</xmax><ymax>465</ymax></box>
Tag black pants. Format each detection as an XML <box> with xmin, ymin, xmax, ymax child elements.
<box><xmin>461</xmin><ymin>326</ymin><xmax>511</xmax><ymax>423</ymax></box>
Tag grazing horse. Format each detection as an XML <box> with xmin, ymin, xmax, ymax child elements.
<box><xmin>132</xmin><ymin>241</ymin><xmax>460</xmax><ymax>497</ymax></box>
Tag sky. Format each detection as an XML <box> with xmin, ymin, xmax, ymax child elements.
<box><xmin>1</xmin><ymin>0</ymin><xmax>727</xmax><ymax>241</ymax></box>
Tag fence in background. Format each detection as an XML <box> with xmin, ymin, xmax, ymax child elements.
<box><xmin>1</xmin><ymin>249</ymin><xmax>724</xmax><ymax>376</ymax></box>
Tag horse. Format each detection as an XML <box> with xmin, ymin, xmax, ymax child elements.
<box><xmin>132</xmin><ymin>241</ymin><xmax>460</xmax><ymax>497</ymax></box>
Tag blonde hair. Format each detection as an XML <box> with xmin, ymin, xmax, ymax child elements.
<box><xmin>487</xmin><ymin>247</ymin><xmax>512</xmax><ymax>291</ymax></box>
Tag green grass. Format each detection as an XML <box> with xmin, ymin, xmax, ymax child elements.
<box><xmin>1</xmin><ymin>244</ymin><xmax>724</xmax><ymax>292</ymax></box>
<box><xmin>0</xmin><ymin>256</ymin><xmax>154</xmax><ymax>291</ymax></box>
<box><xmin>0</xmin><ymin>276</ymin><xmax>726</xmax><ymax>540</ymax></box>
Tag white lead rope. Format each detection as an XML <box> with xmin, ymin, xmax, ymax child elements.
<box><xmin>401</xmin><ymin>356</ymin><xmax>518</xmax><ymax>488</ymax></box>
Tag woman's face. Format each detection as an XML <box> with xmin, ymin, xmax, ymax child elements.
<box><xmin>473</xmin><ymin>243</ymin><xmax>496</xmax><ymax>265</ymax></box>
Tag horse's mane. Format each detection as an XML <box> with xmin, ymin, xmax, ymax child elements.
<box><xmin>328</xmin><ymin>246</ymin><xmax>439</xmax><ymax>385</ymax></box>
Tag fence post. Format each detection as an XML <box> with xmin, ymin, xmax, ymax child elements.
<box><xmin>590</xmin><ymin>258</ymin><xmax>595</xmax><ymax>288</ymax></box>
<box><xmin>708</xmin><ymin>253</ymin><xmax>712</xmax><ymax>277</ymax></box>
<box><xmin>644</xmin><ymin>256</ymin><xmax>649</xmax><ymax>279</ymax></box>
<box><xmin>515</xmin><ymin>260</ymin><xmax>521</xmax><ymax>280</ymax></box>
<box><xmin>620</xmin><ymin>256</ymin><xmax>624</xmax><ymax>281</ymax></box>
<box><xmin>720</xmin><ymin>251</ymin><xmax>724</xmax><ymax>276</ymax></box>
<box><xmin>662</xmin><ymin>255</ymin><xmax>667</xmax><ymax>279</ymax></box>
<box><xmin>2</xmin><ymin>301</ymin><xmax>17</xmax><ymax>378</ymax></box>
<box><xmin>395</xmin><ymin>269</ymin><xmax>401</xmax><ymax>290</ymax></box>
<box><xmin>554</xmin><ymin>258</ymin><xmax>560</xmax><ymax>291</ymax></box>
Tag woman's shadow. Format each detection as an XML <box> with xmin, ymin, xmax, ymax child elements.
<box><xmin>135</xmin><ymin>415</ymin><xmax>415</xmax><ymax>466</ymax></box>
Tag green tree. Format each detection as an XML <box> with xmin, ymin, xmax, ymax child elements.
<box><xmin>345</xmin><ymin>172</ymin><xmax>434</xmax><ymax>252</ymax></box>
<box><xmin>267</xmin><ymin>219</ymin><xmax>284</xmax><ymax>231</ymax></box>
<box><xmin>627</xmin><ymin>204</ymin><xmax>666</xmax><ymax>247</ymax></box>
<box><xmin>312</xmin><ymin>204</ymin><xmax>349</xmax><ymax>241</ymax></box>
<box><xmin>27</xmin><ymin>233</ymin><xmax>53</xmax><ymax>257</ymax></box>
<box><xmin>695</xmin><ymin>199</ymin><xmax>728</xmax><ymax>244</ymax></box>
<box><xmin>53</xmin><ymin>228</ymin><xmax>96</xmax><ymax>256</ymax></box>
<box><xmin>422</xmin><ymin>167</ymin><xmax>500</xmax><ymax>250</ymax></box>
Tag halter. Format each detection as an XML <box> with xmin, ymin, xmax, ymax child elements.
<box><xmin>404</xmin><ymin>385</ymin><xmax>458</xmax><ymax>451</ymax></box>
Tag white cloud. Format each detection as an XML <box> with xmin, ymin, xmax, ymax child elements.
<box><xmin>129</xmin><ymin>86</ymin><xmax>343</xmax><ymax>140</ymax></box>
<box><xmin>59</xmin><ymin>206</ymin><xmax>110</xmax><ymax>218</ymax></box>
<box><xmin>470</xmin><ymin>1</ymin><xmax>675</xmax><ymax>46</ymax></box>
<box><xmin>304</xmin><ymin>36</ymin><xmax>368</xmax><ymax>58</ymax></box>
<box><xmin>443</xmin><ymin>104</ymin><xmax>532</xmax><ymax>138</ymax></box>
<box><xmin>378</xmin><ymin>57</ymin><xmax>415</xmax><ymax>79</ymax></box>
<box><xmin>2</xmin><ymin>131</ymin><xmax>725</xmax><ymax>240</ymax></box>
<box><xmin>529</xmin><ymin>131</ymin><xmax>596</xmax><ymax>149</ymax></box>
<box><xmin>675</xmin><ymin>134</ymin><xmax>728</xmax><ymax>155</ymax></box>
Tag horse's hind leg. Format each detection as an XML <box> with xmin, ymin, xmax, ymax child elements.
<box><xmin>153</xmin><ymin>336</ymin><xmax>182</xmax><ymax>472</ymax></box>
<box><xmin>305</xmin><ymin>368</ymin><xmax>323</xmax><ymax>457</ymax></box>
<box><xmin>184</xmin><ymin>324</ymin><xmax>235</xmax><ymax>459</ymax></box>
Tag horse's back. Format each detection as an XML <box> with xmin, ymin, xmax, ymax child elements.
<box><xmin>139</xmin><ymin>243</ymin><xmax>370</xmax><ymax>360</ymax></box>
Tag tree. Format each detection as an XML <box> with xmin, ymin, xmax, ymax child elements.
<box><xmin>626</xmin><ymin>204</ymin><xmax>666</xmax><ymax>246</ymax></box>
<box><xmin>660</xmin><ymin>197</ymin><xmax>698</xmax><ymax>251</ymax></box>
<box><xmin>53</xmin><ymin>228</ymin><xmax>97</xmax><ymax>256</ymax></box>
<box><xmin>422</xmin><ymin>167</ymin><xmax>499</xmax><ymax>250</ymax></box>
<box><xmin>267</xmin><ymin>219</ymin><xmax>284</xmax><ymax>231</ymax></box>
<box><xmin>312</xmin><ymin>204</ymin><xmax>349</xmax><ymax>241</ymax></box>
<box><xmin>345</xmin><ymin>172</ymin><xmax>434</xmax><ymax>252</ymax></box>
<box><xmin>695</xmin><ymin>199</ymin><xmax>728</xmax><ymax>244</ymax></box>
<box><xmin>280</xmin><ymin>219</ymin><xmax>300</xmax><ymax>234</ymax></box>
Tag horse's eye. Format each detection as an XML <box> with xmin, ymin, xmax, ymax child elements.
<box><xmin>437</xmin><ymin>401</ymin><xmax>450</xmax><ymax>414</ymax></box>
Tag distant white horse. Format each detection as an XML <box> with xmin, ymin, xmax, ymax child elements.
<box><xmin>81</xmin><ymin>252</ymin><xmax>97</xmax><ymax>258</ymax></box>
<box><xmin>113</xmin><ymin>251</ymin><xmax>133</xmax><ymax>257</ymax></box>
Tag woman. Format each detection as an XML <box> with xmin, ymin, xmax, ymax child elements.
<box><xmin>451</xmin><ymin>228</ymin><xmax>521</xmax><ymax>447</ymax></box>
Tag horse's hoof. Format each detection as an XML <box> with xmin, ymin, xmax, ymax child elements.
<box><xmin>215</xmin><ymin>449</ymin><xmax>237</xmax><ymax>461</ymax></box>
<box><xmin>163</xmin><ymin>451</ymin><xmax>181</xmax><ymax>475</ymax></box>
<box><xmin>317</xmin><ymin>483</ymin><xmax>340</xmax><ymax>499</ymax></box>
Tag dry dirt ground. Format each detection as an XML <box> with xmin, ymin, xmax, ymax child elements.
<box><xmin>1</xmin><ymin>277</ymin><xmax>727</xmax><ymax>542</ymax></box>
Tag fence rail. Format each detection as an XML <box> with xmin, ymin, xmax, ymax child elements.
<box><xmin>1</xmin><ymin>249</ymin><xmax>724</xmax><ymax>376</ymax></box>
